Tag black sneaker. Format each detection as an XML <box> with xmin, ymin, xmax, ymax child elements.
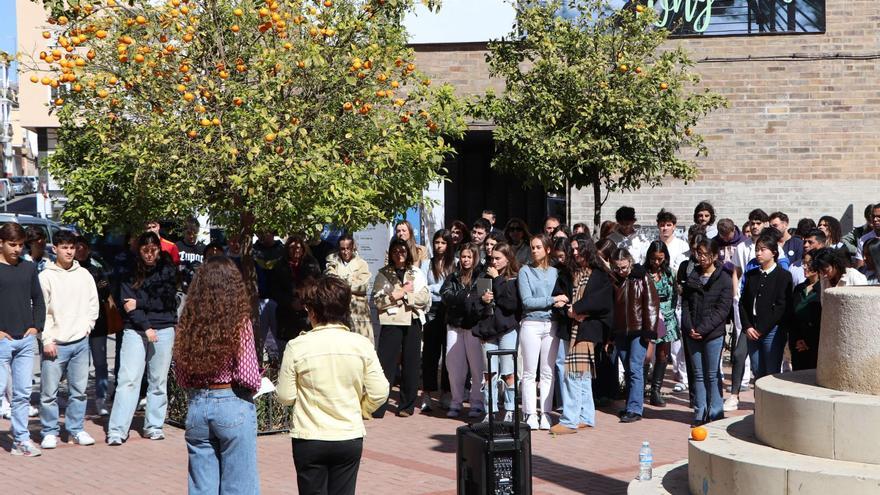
<box><xmin>620</xmin><ymin>412</ymin><xmax>642</xmax><ymax>423</ymax></box>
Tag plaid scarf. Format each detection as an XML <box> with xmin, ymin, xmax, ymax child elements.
<box><xmin>566</xmin><ymin>269</ymin><xmax>596</xmax><ymax>378</ymax></box>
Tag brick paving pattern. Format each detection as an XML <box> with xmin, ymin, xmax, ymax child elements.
<box><xmin>1</xmin><ymin>372</ymin><xmax>754</xmax><ymax>495</ymax></box>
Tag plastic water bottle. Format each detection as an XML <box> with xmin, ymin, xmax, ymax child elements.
<box><xmin>639</xmin><ymin>441</ymin><xmax>653</xmax><ymax>481</ymax></box>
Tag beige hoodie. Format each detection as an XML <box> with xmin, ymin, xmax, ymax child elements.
<box><xmin>39</xmin><ymin>260</ymin><xmax>99</xmax><ymax>345</ymax></box>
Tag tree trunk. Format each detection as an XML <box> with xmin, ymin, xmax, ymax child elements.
<box><xmin>236</xmin><ymin>211</ymin><xmax>260</xmax><ymax>358</ymax></box>
<box><xmin>592</xmin><ymin>174</ymin><xmax>602</xmax><ymax>239</ymax></box>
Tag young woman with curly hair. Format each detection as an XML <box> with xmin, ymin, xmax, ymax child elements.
<box><xmin>174</xmin><ymin>256</ymin><xmax>261</xmax><ymax>494</ymax></box>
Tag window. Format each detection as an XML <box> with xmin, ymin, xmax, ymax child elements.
<box><xmin>654</xmin><ymin>0</ymin><xmax>825</xmax><ymax>36</ymax></box>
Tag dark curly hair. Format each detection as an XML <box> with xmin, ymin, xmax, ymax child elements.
<box><xmin>174</xmin><ymin>257</ymin><xmax>251</xmax><ymax>387</ymax></box>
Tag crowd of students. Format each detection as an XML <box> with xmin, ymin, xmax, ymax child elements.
<box><xmin>1</xmin><ymin>200</ymin><xmax>878</xmax><ymax>494</ymax></box>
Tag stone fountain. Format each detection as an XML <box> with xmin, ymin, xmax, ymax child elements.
<box><xmin>630</xmin><ymin>286</ymin><xmax>880</xmax><ymax>494</ymax></box>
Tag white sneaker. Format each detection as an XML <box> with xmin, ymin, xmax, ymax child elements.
<box><xmin>526</xmin><ymin>414</ymin><xmax>539</xmax><ymax>430</ymax></box>
<box><xmin>11</xmin><ymin>440</ymin><xmax>41</xmax><ymax>457</ymax></box>
<box><xmin>137</xmin><ymin>398</ymin><xmax>147</xmax><ymax>411</ymax></box>
<box><xmin>40</xmin><ymin>434</ymin><xmax>58</xmax><ymax>449</ymax></box>
<box><xmin>502</xmin><ymin>411</ymin><xmax>514</xmax><ymax>423</ymax></box>
<box><xmin>723</xmin><ymin>395</ymin><xmax>739</xmax><ymax>412</ymax></box>
<box><xmin>0</xmin><ymin>397</ymin><xmax>10</xmax><ymax>419</ymax></box>
<box><xmin>96</xmin><ymin>399</ymin><xmax>109</xmax><ymax>416</ymax></box>
<box><xmin>539</xmin><ymin>413</ymin><xmax>552</xmax><ymax>430</ymax></box>
<box><xmin>73</xmin><ymin>431</ymin><xmax>95</xmax><ymax>446</ymax></box>
<box><xmin>672</xmin><ymin>383</ymin><xmax>688</xmax><ymax>393</ymax></box>
<box><xmin>28</xmin><ymin>405</ymin><xmax>38</xmax><ymax>417</ymax></box>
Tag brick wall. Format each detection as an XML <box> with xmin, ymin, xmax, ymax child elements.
<box><xmin>412</xmin><ymin>0</ymin><xmax>880</xmax><ymax>227</ymax></box>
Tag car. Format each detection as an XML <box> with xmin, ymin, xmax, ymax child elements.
<box><xmin>0</xmin><ymin>213</ymin><xmax>75</xmax><ymax>245</ymax></box>
<box><xmin>25</xmin><ymin>176</ymin><xmax>39</xmax><ymax>194</ymax></box>
<box><xmin>0</xmin><ymin>178</ymin><xmax>13</xmax><ymax>200</ymax></box>
<box><xmin>10</xmin><ymin>176</ymin><xmax>27</xmax><ymax>195</ymax></box>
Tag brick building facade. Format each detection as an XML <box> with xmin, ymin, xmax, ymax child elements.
<box><xmin>413</xmin><ymin>0</ymin><xmax>879</xmax><ymax>230</ymax></box>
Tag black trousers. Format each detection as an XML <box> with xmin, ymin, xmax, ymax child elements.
<box><xmin>374</xmin><ymin>322</ymin><xmax>422</xmax><ymax>417</ymax></box>
<box><xmin>421</xmin><ymin>307</ymin><xmax>450</xmax><ymax>393</ymax></box>
<box><xmin>292</xmin><ymin>438</ymin><xmax>363</xmax><ymax>495</ymax></box>
<box><xmin>730</xmin><ymin>329</ymin><xmax>749</xmax><ymax>394</ymax></box>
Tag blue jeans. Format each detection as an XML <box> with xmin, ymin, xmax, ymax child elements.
<box><xmin>89</xmin><ymin>336</ymin><xmax>109</xmax><ymax>400</ymax></box>
<box><xmin>748</xmin><ymin>325</ymin><xmax>786</xmax><ymax>380</ymax></box>
<box><xmin>40</xmin><ymin>337</ymin><xmax>90</xmax><ymax>437</ymax></box>
<box><xmin>689</xmin><ymin>336</ymin><xmax>724</xmax><ymax>423</ymax></box>
<box><xmin>482</xmin><ymin>330</ymin><xmax>517</xmax><ymax>413</ymax></box>
<box><xmin>108</xmin><ymin>327</ymin><xmax>175</xmax><ymax>439</ymax></box>
<box><xmin>615</xmin><ymin>334</ymin><xmax>648</xmax><ymax>415</ymax></box>
<box><xmin>186</xmin><ymin>388</ymin><xmax>260</xmax><ymax>495</ymax></box>
<box><xmin>0</xmin><ymin>335</ymin><xmax>37</xmax><ymax>443</ymax></box>
<box><xmin>558</xmin><ymin>340</ymin><xmax>596</xmax><ymax>428</ymax></box>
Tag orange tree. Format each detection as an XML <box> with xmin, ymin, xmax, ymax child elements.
<box><xmin>30</xmin><ymin>0</ymin><xmax>464</xmax><ymax>282</ymax></box>
<box><xmin>471</xmin><ymin>0</ymin><xmax>726</xmax><ymax>231</ymax></box>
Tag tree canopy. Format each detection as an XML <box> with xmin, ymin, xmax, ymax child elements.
<box><xmin>472</xmin><ymin>0</ymin><xmax>727</xmax><ymax>228</ymax></box>
<box><xmin>28</xmin><ymin>0</ymin><xmax>465</xmax><ymax>238</ymax></box>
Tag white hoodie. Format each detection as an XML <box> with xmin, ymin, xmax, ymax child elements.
<box><xmin>39</xmin><ymin>260</ymin><xmax>99</xmax><ymax>345</ymax></box>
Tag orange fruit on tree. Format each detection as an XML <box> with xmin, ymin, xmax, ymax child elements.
<box><xmin>97</xmin><ymin>89</ymin><xmax>109</xmax><ymax>98</ymax></box>
<box><xmin>57</xmin><ymin>16</ymin><xmax>69</xmax><ymax>25</ymax></box>
<box><xmin>660</xmin><ymin>82</ymin><xmax>669</xmax><ymax>90</ymax></box>
<box><xmin>54</xmin><ymin>98</ymin><xmax>64</xmax><ymax>106</ymax></box>
<box><xmin>30</xmin><ymin>75</ymin><xmax>39</xmax><ymax>83</ymax></box>
<box><xmin>200</xmin><ymin>118</ymin><xmax>212</xmax><ymax>127</ymax></box>
<box><xmin>619</xmin><ymin>64</ymin><xmax>628</xmax><ymax>72</ymax></box>
<box><xmin>183</xmin><ymin>92</ymin><xmax>195</xmax><ymax>102</ymax></box>
<box><xmin>187</xmin><ymin>130</ymin><xmax>198</xmax><ymax>138</ymax></box>
<box><xmin>233</xmin><ymin>8</ymin><xmax>243</xmax><ymax>16</ymax></box>
<box><xmin>211</xmin><ymin>117</ymin><xmax>221</xmax><ymax>126</ymax></box>
<box><xmin>134</xmin><ymin>54</ymin><xmax>145</xmax><ymax>63</ymax></box>
<box><xmin>691</xmin><ymin>426</ymin><xmax>708</xmax><ymax>441</ymax></box>
<box><xmin>42</xmin><ymin>31</ymin><xmax>51</xmax><ymax>39</ymax></box>
<box><xmin>73</xmin><ymin>84</ymin><xmax>83</xmax><ymax>92</ymax></box>
<box><xmin>136</xmin><ymin>15</ymin><xmax>147</xmax><ymax>24</ymax></box>
<box><xmin>324</xmin><ymin>0</ymin><xmax>333</xmax><ymax>7</ymax></box>
<box><xmin>233</xmin><ymin>97</ymin><xmax>243</xmax><ymax>106</ymax></box>
<box><xmin>87</xmin><ymin>50</ymin><xmax>96</xmax><ymax>60</ymax></box>
<box><xmin>636</xmin><ymin>5</ymin><xmax>645</xmax><ymax>13</ymax></box>
<box><xmin>230</xmin><ymin>24</ymin><xmax>240</xmax><ymax>33</ymax></box>
<box><xmin>108</xmin><ymin>76</ymin><xmax>118</xmax><ymax>85</ymax></box>
<box><xmin>264</xmin><ymin>133</ymin><xmax>276</xmax><ymax>143</ymax></box>
<box><xmin>342</xmin><ymin>101</ymin><xmax>353</xmax><ymax>111</ymax></box>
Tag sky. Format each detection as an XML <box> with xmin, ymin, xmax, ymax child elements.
<box><xmin>0</xmin><ymin>0</ymin><xmax>17</xmax><ymax>82</ymax></box>
<box><xmin>403</xmin><ymin>0</ymin><xmax>515</xmax><ymax>44</ymax></box>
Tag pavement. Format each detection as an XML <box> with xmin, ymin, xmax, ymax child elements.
<box><xmin>0</xmin><ymin>362</ymin><xmax>754</xmax><ymax>495</ymax></box>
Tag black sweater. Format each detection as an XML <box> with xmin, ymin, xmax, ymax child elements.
<box><xmin>0</xmin><ymin>260</ymin><xmax>46</xmax><ymax>338</ymax></box>
<box><xmin>739</xmin><ymin>265</ymin><xmax>793</xmax><ymax>336</ymax></box>
<box><xmin>681</xmin><ymin>263</ymin><xmax>733</xmax><ymax>341</ymax></box>
<box><xmin>121</xmin><ymin>262</ymin><xmax>178</xmax><ymax>331</ymax></box>
<box><xmin>472</xmin><ymin>275</ymin><xmax>520</xmax><ymax>340</ymax></box>
<box><xmin>569</xmin><ymin>269</ymin><xmax>615</xmax><ymax>344</ymax></box>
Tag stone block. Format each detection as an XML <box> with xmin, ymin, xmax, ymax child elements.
<box><xmin>816</xmin><ymin>287</ymin><xmax>880</xmax><ymax>395</ymax></box>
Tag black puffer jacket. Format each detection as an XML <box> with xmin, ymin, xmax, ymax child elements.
<box><xmin>121</xmin><ymin>261</ymin><xmax>178</xmax><ymax>331</ymax></box>
<box><xmin>681</xmin><ymin>263</ymin><xmax>733</xmax><ymax>342</ymax></box>
<box><xmin>440</xmin><ymin>269</ymin><xmax>484</xmax><ymax>330</ymax></box>
<box><xmin>472</xmin><ymin>275</ymin><xmax>520</xmax><ymax>340</ymax></box>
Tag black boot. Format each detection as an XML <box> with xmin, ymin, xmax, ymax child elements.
<box><xmin>650</xmin><ymin>360</ymin><xmax>668</xmax><ymax>407</ymax></box>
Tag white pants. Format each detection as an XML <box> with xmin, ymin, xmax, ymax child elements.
<box><xmin>446</xmin><ymin>326</ymin><xmax>485</xmax><ymax>411</ymax></box>
<box><xmin>519</xmin><ymin>320</ymin><xmax>560</xmax><ymax>415</ymax></box>
<box><xmin>670</xmin><ymin>339</ymin><xmax>688</xmax><ymax>386</ymax></box>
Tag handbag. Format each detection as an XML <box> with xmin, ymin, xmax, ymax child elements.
<box><xmin>104</xmin><ymin>296</ymin><xmax>124</xmax><ymax>335</ymax></box>
<box><xmin>655</xmin><ymin>317</ymin><xmax>667</xmax><ymax>340</ymax></box>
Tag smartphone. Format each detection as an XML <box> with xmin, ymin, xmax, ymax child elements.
<box><xmin>477</xmin><ymin>278</ymin><xmax>493</xmax><ymax>295</ymax></box>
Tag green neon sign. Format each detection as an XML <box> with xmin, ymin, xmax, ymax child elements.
<box><xmin>654</xmin><ymin>0</ymin><xmax>794</xmax><ymax>33</ymax></box>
